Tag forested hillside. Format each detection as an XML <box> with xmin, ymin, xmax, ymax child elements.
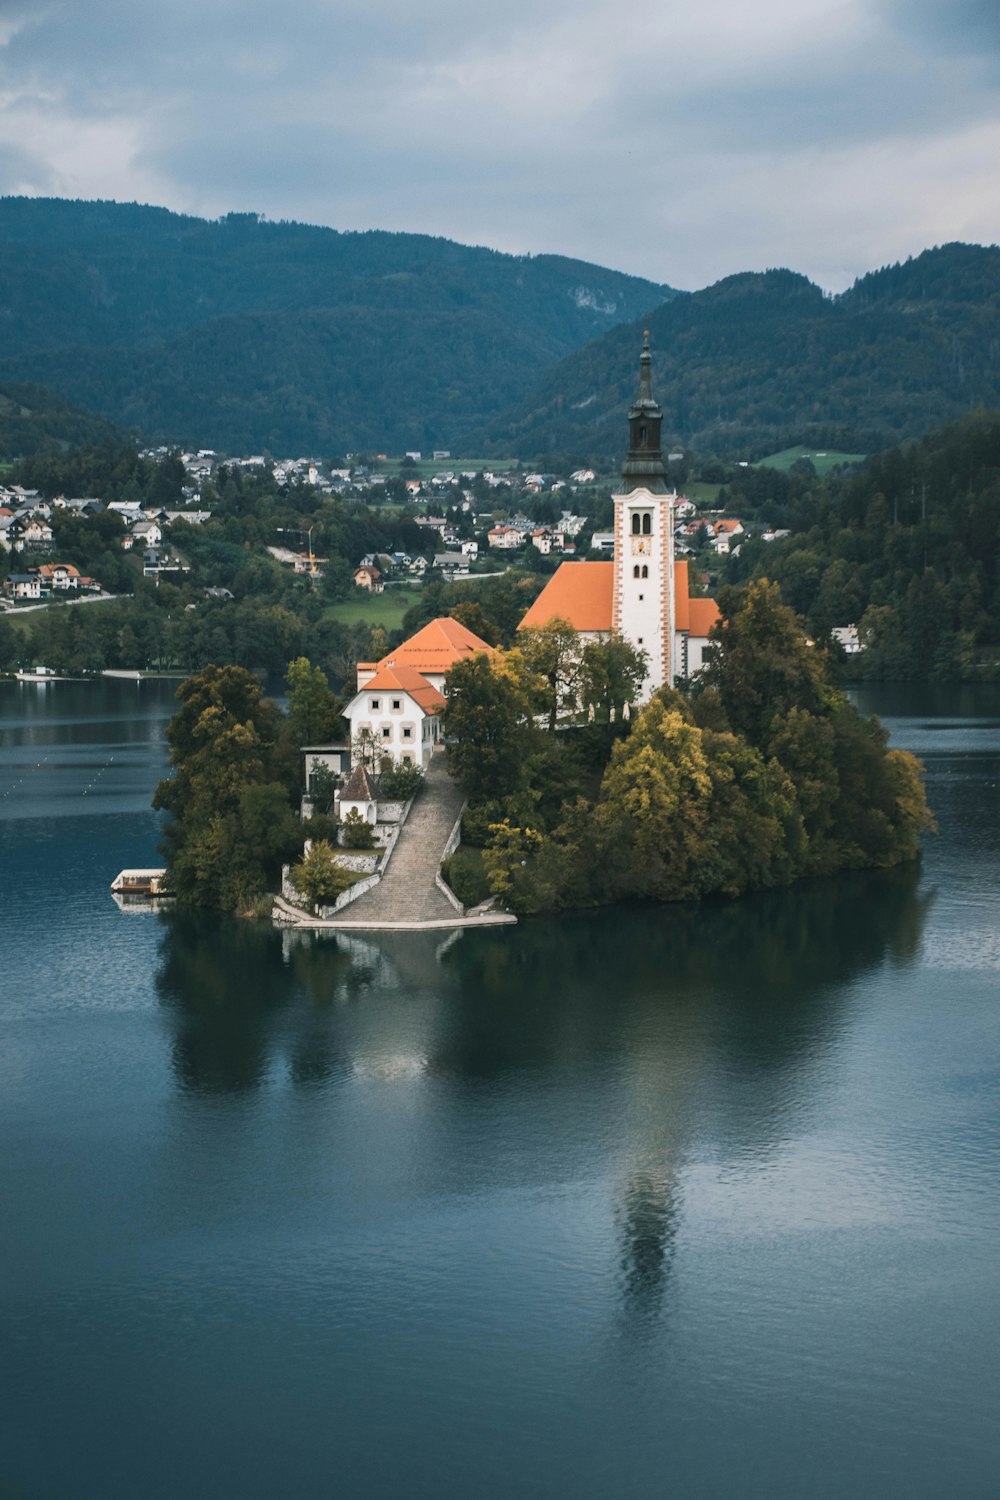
<box><xmin>0</xmin><ymin>198</ymin><xmax>672</xmax><ymax>454</ymax></box>
<box><xmin>479</xmin><ymin>246</ymin><xmax>1000</xmax><ymax>462</ymax></box>
<box><xmin>724</xmin><ymin>410</ymin><xmax>1000</xmax><ymax>679</ymax></box>
<box><xmin>0</xmin><ymin>382</ymin><xmax>123</xmax><ymax>460</ymax></box>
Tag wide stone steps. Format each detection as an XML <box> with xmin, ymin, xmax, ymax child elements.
<box><xmin>341</xmin><ymin>750</ymin><xmax>466</xmax><ymax>924</ymax></box>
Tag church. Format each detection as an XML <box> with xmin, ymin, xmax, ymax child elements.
<box><xmin>517</xmin><ymin>333</ymin><xmax>719</xmax><ymax>695</ymax></box>
<box><xmin>342</xmin><ymin>336</ymin><xmax>719</xmax><ymax>767</ymax></box>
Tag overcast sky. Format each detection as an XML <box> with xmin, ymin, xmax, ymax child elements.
<box><xmin>0</xmin><ymin>0</ymin><xmax>997</xmax><ymax>291</ymax></box>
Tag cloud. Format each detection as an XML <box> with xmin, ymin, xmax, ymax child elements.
<box><xmin>0</xmin><ymin>0</ymin><xmax>997</xmax><ymax>289</ymax></box>
<box><xmin>0</xmin><ymin>138</ymin><xmax>56</xmax><ymax>194</ymax></box>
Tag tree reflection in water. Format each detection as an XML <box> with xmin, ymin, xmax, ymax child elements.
<box><xmin>155</xmin><ymin>864</ymin><xmax>930</xmax><ymax>1325</ymax></box>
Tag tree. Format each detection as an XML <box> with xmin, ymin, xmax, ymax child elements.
<box><xmin>596</xmin><ymin>701</ymin><xmax>714</xmax><ymax>902</ymax></box>
<box><xmin>518</xmin><ymin>618</ymin><xmax>584</xmax><ymax>732</ymax></box>
<box><xmin>580</xmin><ymin>637</ymin><xmax>647</xmax><ymax>722</ymax></box>
<box><xmin>443</xmin><ymin>651</ymin><xmax>539</xmax><ymax>800</ymax></box>
<box><xmin>291</xmin><ymin>840</ymin><xmax>355</xmax><ymax>912</ymax></box>
<box><xmin>153</xmin><ymin>665</ymin><xmax>295</xmax><ymax>909</ymax></box>
<box><xmin>701</xmin><ymin>579</ymin><xmax>829</xmax><ymax>748</ymax></box>
<box><xmin>286</xmin><ymin>655</ymin><xmax>342</xmax><ymax>744</ymax></box>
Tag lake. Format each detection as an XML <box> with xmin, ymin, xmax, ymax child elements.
<box><xmin>1</xmin><ymin>678</ymin><xmax>998</xmax><ymax>1499</ymax></box>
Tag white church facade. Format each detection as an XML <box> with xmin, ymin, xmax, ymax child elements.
<box><xmin>519</xmin><ymin>333</ymin><xmax>719</xmax><ymax>693</ymax></box>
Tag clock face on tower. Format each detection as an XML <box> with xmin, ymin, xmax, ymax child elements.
<box><xmin>631</xmin><ymin>537</ymin><xmax>651</xmax><ymax>556</ymax></box>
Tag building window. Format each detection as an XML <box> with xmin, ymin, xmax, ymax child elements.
<box><xmin>637</xmin><ymin>637</ymin><xmax>643</xmax><ymax>644</ymax></box>
<box><xmin>631</xmin><ymin>513</ymin><xmax>641</xmax><ymax>535</ymax></box>
<box><xmin>369</xmin><ymin>697</ymin><xmax>380</xmax><ymax>711</ymax></box>
<box><xmin>641</xmin><ymin>565</ymin><xmax>648</xmax><ymax>579</ymax></box>
<box><xmin>381</xmin><ymin>726</ymin><xmax>391</xmax><ymax>740</ymax></box>
<box><xmin>638</xmin><ymin>594</ymin><xmax>644</xmax><ymax>601</ymax></box>
<box><xmin>402</xmin><ymin>726</ymin><xmax>413</xmax><ymax>740</ymax></box>
<box><xmin>633</xmin><ymin>565</ymin><xmax>640</xmax><ymax>579</ymax></box>
<box><xmin>391</xmin><ymin>698</ymin><xmax>401</xmax><ymax>711</ymax></box>
<box><xmin>642</xmin><ymin>512</ymin><xmax>651</xmax><ymax>535</ymax></box>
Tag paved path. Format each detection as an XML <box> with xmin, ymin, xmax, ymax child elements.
<box><xmin>331</xmin><ymin>750</ymin><xmax>469</xmax><ymax>925</ymax></box>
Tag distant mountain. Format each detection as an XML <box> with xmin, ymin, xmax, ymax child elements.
<box><xmin>475</xmin><ymin>245</ymin><xmax>1000</xmax><ymax>461</ymax></box>
<box><xmin>0</xmin><ymin>198</ymin><xmax>674</xmax><ymax>454</ymax></box>
<box><xmin>0</xmin><ymin>381</ymin><xmax>123</xmax><ymax>461</ymax></box>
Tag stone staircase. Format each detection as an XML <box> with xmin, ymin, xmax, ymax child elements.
<box><xmin>339</xmin><ymin>749</ymin><xmax>467</xmax><ymax>924</ymax></box>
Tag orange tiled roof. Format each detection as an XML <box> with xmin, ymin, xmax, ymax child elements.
<box><xmin>517</xmin><ymin>562</ymin><xmax>614</xmax><ymax>631</ymax></box>
<box><xmin>674</xmin><ymin>559</ymin><xmax>690</xmax><ymax>632</ymax></box>
<box><xmin>377</xmin><ymin>616</ymin><xmax>492</xmax><ymax>675</ymax></box>
<box><xmin>355</xmin><ymin>663</ymin><xmax>446</xmax><ymax>714</ymax></box>
<box><xmin>688</xmin><ymin>597</ymin><xmax>721</xmax><ymax>638</ymax></box>
<box><xmin>518</xmin><ymin>560</ymin><xmax>706</xmax><ymax>635</ymax></box>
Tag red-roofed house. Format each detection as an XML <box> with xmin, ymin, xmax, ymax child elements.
<box><xmin>345</xmin><ymin>616</ymin><xmax>494</xmax><ymax>769</ymax></box>
<box><xmin>358</xmin><ymin>615</ymin><xmax>494</xmax><ymax>694</ymax></box>
<box><xmin>344</xmin><ymin>662</ymin><xmax>449</xmax><ymax>770</ymax></box>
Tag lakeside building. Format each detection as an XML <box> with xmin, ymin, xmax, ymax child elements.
<box><xmin>339</xmin><ymin>340</ymin><xmax>720</xmax><ymax>773</ymax></box>
<box><xmin>344</xmin><ymin>617</ymin><xmax>494</xmax><ymax>769</ymax></box>
<box><xmin>517</xmin><ymin>334</ymin><xmax>720</xmax><ymax>694</ymax></box>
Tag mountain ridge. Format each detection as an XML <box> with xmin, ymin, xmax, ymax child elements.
<box><xmin>0</xmin><ymin>197</ymin><xmax>675</xmax><ymax>452</ymax></box>
<box><xmin>472</xmin><ymin>244</ymin><xmax>1000</xmax><ymax>460</ymax></box>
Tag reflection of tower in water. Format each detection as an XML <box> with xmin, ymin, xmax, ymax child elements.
<box><xmin>613</xmin><ymin>1027</ymin><xmax>694</xmax><ymax>1328</ymax></box>
<box><xmin>617</xmin><ymin>1167</ymin><xmax>680</xmax><ymax>1322</ymax></box>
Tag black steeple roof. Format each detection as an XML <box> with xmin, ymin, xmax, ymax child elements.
<box><xmin>620</xmin><ymin>331</ymin><xmax>668</xmax><ymax>494</ymax></box>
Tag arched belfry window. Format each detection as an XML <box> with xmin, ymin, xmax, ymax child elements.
<box><xmin>633</xmin><ymin>565</ymin><xmax>640</xmax><ymax>579</ymax></box>
<box><xmin>642</xmin><ymin>513</ymin><xmax>652</xmax><ymax>535</ymax></box>
<box><xmin>641</xmin><ymin>565</ymin><xmax>648</xmax><ymax>579</ymax></box>
<box><xmin>638</xmin><ymin>424</ymin><xmax>647</xmax><ymax>445</ymax></box>
<box><xmin>631</xmin><ymin>513</ymin><xmax>641</xmax><ymax>535</ymax></box>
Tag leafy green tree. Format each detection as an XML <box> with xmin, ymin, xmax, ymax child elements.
<box><xmin>153</xmin><ymin>665</ymin><xmax>296</xmax><ymax>909</ymax></box>
<box><xmin>518</xmin><ymin>618</ymin><xmax>584</xmax><ymax>732</ymax></box>
<box><xmin>701</xmin><ymin>579</ymin><xmax>829</xmax><ymax>747</ymax></box>
<box><xmin>580</xmin><ymin>637</ymin><xmax>647</xmax><ymax>722</ymax></box>
<box><xmin>341</xmin><ymin>809</ymin><xmax>376</xmax><ymax>849</ymax></box>
<box><xmin>291</xmin><ymin>840</ymin><xmax>355</xmax><ymax>912</ymax></box>
<box><xmin>286</xmin><ymin>656</ymin><xmax>342</xmax><ymax>744</ymax></box>
<box><xmin>443</xmin><ymin>651</ymin><xmax>539</xmax><ymax>800</ymax></box>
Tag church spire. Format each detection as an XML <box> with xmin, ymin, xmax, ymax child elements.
<box><xmin>620</xmin><ymin>330</ymin><xmax>668</xmax><ymax>493</ymax></box>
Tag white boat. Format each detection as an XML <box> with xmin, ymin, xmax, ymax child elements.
<box><xmin>16</xmin><ymin>665</ymin><xmax>63</xmax><ymax>682</ymax></box>
<box><xmin>110</xmin><ymin>868</ymin><xmax>174</xmax><ymax>899</ymax></box>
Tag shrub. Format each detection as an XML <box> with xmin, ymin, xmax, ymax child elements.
<box><xmin>441</xmin><ymin>847</ymin><xmax>491</xmax><ymax>908</ymax></box>
<box><xmin>341</xmin><ymin>808</ymin><xmax>376</xmax><ymax>849</ymax></box>
<box><xmin>377</xmin><ymin>758</ymin><xmax>424</xmax><ymax>800</ymax></box>
<box><xmin>291</xmin><ymin>840</ymin><xmax>356</xmax><ymax>911</ymax></box>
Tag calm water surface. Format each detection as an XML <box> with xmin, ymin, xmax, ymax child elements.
<box><xmin>2</xmin><ymin>679</ymin><xmax>999</xmax><ymax>1499</ymax></box>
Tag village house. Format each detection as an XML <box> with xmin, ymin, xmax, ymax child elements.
<box><xmin>3</xmin><ymin>573</ymin><xmax>41</xmax><ymax>601</ymax></box>
<box><xmin>710</xmin><ymin>518</ymin><xmax>745</xmax><ymax>555</ymax></box>
<box><xmin>487</xmin><ymin>524</ymin><xmax>522</xmax><ymax>551</ymax></box>
<box><xmin>34</xmin><ymin>563</ymin><xmax>82</xmax><ymax>591</ymax></box>
<box><xmin>353</xmin><ymin>564</ymin><xmax>384</xmax><ymax>592</ymax></box>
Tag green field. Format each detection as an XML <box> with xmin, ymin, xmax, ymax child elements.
<box><xmin>684</xmin><ymin>481</ymin><xmax>724</xmax><ymax>508</ymax></box>
<box><xmin>323</xmin><ymin>587</ymin><xmax>419</xmax><ymax>629</ymax></box>
<box><xmin>753</xmin><ymin>446</ymin><xmax>867</xmax><ymax>476</ymax></box>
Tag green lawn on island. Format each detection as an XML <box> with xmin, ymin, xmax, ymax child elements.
<box><xmin>323</xmin><ymin>587</ymin><xmax>419</xmax><ymax>629</ymax></box>
<box><xmin>753</xmin><ymin>445</ymin><xmax>867</xmax><ymax>476</ymax></box>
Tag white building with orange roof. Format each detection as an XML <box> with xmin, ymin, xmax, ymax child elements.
<box><xmin>346</xmin><ymin>616</ymin><xmax>494</xmax><ymax>769</ymax></box>
<box><xmin>517</xmin><ymin>334</ymin><xmax>720</xmax><ymax>696</ymax></box>
<box><xmin>343</xmin><ymin>664</ymin><xmax>447</xmax><ymax>771</ymax></box>
<box><xmin>356</xmin><ymin>616</ymin><xmax>493</xmax><ymax>695</ymax></box>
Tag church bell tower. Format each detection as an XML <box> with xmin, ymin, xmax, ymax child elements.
<box><xmin>612</xmin><ymin>332</ymin><xmax>676</xmax><ymax>695</ymax></box>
